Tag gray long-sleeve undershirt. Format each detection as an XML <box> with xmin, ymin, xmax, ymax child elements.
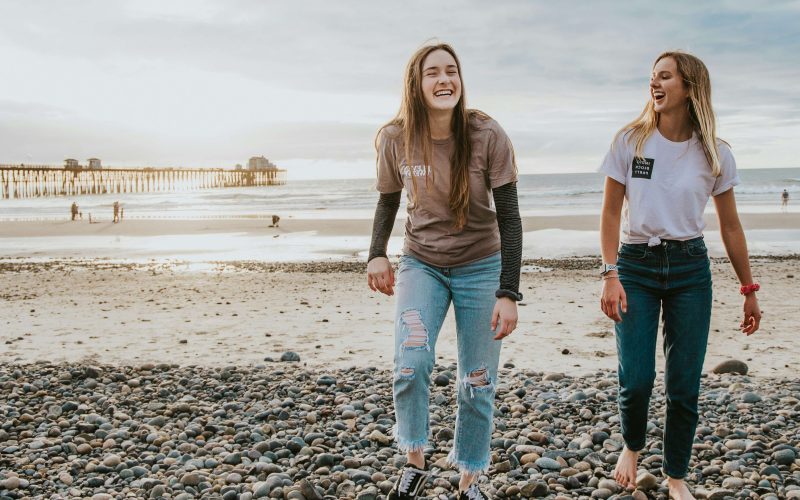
<box><xmin>368</xmin><ymin>182</ymin><xmax>523</xmax><ymax>300</ymax></box>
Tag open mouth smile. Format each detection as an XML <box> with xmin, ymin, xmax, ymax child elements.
<box><xmin>434</xmin><ymin>89</ymin><xmax>453</xmax><ymax>97</ymax></box>
<box><xmin>652</xmin><ymin>90</ymin><xmax>665</xmax><ymax>102</ymax></box>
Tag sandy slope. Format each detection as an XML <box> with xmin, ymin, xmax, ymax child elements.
<box><xmin>2</xmin><ymin>258</ymin><xmax>795</xmax><ymax>377</ymax></box>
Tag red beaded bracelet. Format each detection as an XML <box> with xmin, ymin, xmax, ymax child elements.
<box><xmin>740</xmin><ymin>283</ymin><xmax>760</xmax><ymax>295</ymax></box>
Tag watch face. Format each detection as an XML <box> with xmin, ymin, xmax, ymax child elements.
<box><xmin>600</xmin><ymin>264</ymin><xmax>617</xmax><ymax>275</ymax></box>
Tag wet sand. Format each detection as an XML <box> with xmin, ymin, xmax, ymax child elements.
<box><xmin>1</xmin><ymin>212</ymin><xmax>799</xmax><ymax>238</ymax></box>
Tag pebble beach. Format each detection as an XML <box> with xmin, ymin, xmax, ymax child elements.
<box><xmin>1</xmin><ymin>232</ymin><xmax>799</xmax><ymax>499</ymax></box>
<box><xmin>1</xmin><ymin>361</ymin><xmax>798</xmax><ymax>499</ymax></box>
<box><xmin>0</xmin><ymin>4</ymin><xmax>798</xmax><ymax>497</ymax></box>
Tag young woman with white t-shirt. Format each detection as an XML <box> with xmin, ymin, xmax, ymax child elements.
<box><xmin>598</xmin><ymin>51</ymin><xmax>761</xmax><ymax>499</ymax></box>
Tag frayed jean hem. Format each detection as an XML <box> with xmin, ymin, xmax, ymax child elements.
<box><xmin>391</xmin><ymin>425</ymin><xmax>428</xmax><ymax>453</ymax></box>
<box><xmin>446</xmin><ymin>449</ymin><xmax>490</xmax><ymax>475</ymax></box>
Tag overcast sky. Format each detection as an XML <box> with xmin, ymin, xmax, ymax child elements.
<box><xmin>1</xmin><ymin>1</ymin><xmax>798</xmax><ymax>179</ymax></box>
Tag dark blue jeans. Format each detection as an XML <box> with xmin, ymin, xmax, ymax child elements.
<box><xmin>615</xmin><ymin>237</ymin><xmax>712</xmax><ymax>479</ymax></box>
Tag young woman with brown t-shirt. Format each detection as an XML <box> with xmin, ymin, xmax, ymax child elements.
<box><xmin>367</xmin><ymin>43</ymin><xmax>523</xmax><ymax>500</ymax></box>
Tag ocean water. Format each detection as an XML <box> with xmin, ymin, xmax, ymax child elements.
<box><xmin>0</xmin><ymin>168</ymin><xmax>798</xmax><ymax>221</ymax></box>
<box><xmin>1</xmin><ymin>168</ymin><xmax>798</xmax><ymax>261</ymax></box>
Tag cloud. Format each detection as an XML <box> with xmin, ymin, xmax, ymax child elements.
<box><xmin>0</xmin><ymin>1</ymin><xmax>798</xmax><ymax>175</ymax></box>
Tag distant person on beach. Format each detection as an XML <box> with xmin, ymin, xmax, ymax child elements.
<box><xmin>120</xmin><ymin>207</ymin><xmax>124</xmax><ymax>220</ymax></box>
<box><xmin>113</xmin><ymin>201</ymin><xmax>120</xmax><ymax>223</ymax></box>
<box><xmin>367</xmin><ymin>43</ymin><xmax>522</xmax><ymax>500</ymax></box>
<box><xmin>782</xmin><ymin>189</ymin><xmax>789</xmax><ymax>212</ymax></box>
<box><xmin>71</xmin><ymin>202</ymin><xmax>78</xmax><ymax>221</ymax></box>
<box><xmin>270</xmin><ymin>214</ymin><xmax>280</xmax><ymax>227</ymax></box>
<box><xmin>598</xmin><ymin>51</ymin><xmax>761</xmax><ymax>499</ymax></box>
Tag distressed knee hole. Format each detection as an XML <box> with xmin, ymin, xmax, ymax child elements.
<box><xmin>465</xmin><ymin>368</ymin><xmax>490</xmax><ymax>387</ymax></box>
<box><xmin>462</xmin><ymin>366</ymin><xmax>493</xmax><ymax>398</ymax></box>
<box><xmin>400</xmin><ymin>309</ymin><xmax>429</xmax><ymax>350</ymax></box>
<box><xmin>397</xmin><ymin>367</ymin><xmax>415</xmax><ymax>380</ymax></box>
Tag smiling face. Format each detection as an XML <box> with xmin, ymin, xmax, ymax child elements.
<box><xmin>420</xmin><ymin>49</ymin><xmax>462</xmax><ymax>112</ymax></box>
<box><xmin>650</xmin><ymin>56</ymin><xmax>689</xmax><ymax>114</ymax></box>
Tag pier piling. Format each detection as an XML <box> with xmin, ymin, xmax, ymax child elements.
<box><xmin>0</xmin><ymin>165</ymin><xmax>286</xmax><ymax>199</ymax></box>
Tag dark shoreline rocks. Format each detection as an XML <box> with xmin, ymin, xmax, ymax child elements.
<box><xmin>2</xmin><ymin>253</ymin><xmax>799</xmax><ymax>275</ymax></box>
<box><xmin>1</xmin><ymin>362</ymin><xmax>798</xmax><ymax>499</ymax></box>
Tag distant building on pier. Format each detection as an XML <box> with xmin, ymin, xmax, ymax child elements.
<box><xmin>248</xmin><ymin>156</ymin><xmax>278</xmax><ymax>171</ymax></box>
<box><xmin>88</xmin><ymin>158</ymin><xmax>102</xmax><ymax>170</ymax></box>
<box><xmin>64</xmin><ymin>159</ymin><xmax>79</xmax><ymax>168</ymax></box>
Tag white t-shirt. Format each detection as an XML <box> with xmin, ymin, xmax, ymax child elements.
<box><xmin>599</xmin><ymin>127</ymin><xmax>740</xmax><ymax>245</ymax></box>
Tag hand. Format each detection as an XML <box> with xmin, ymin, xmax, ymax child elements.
<box><xmin>740</xmin><ymin>293</ymin><xmax>761</xmax><ymax>335</ymax></box>
<box><xmin>367</xmin><ymin>257</ymin><xmax>395</xmax><ymax>296</ymax></box>
<box><xmin>491</xmin><ymin>297</ymin><xmax>518</xmax><ymax>340</ymax></box>
<box><xmin>600</xmin><ymin>275</ymin><xmax>627</xmax><ymax>322</ymax></box>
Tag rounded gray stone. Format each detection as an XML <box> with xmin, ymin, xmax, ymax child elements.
<box><xmin>535</xmin><ymin>457</ymin><xmax>562</xmax><ymax>470</ymax></box>
<box><xmin>773</xmin><ymin>448</ymin><xmax>796</xmax><ymax>465</ymax></box>
<box><xmin>280</xmin><ymin>351</ymin><xmax>301</xmax><ymax>362</ymax></box>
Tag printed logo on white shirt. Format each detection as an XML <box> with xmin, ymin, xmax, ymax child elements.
<box><xmin>631</xmin><ymin>157</ymin><xmax>654</xmax><ymax>179</ymax></box>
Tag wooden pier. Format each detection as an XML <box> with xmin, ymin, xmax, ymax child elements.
<box><xmin>0</xmin><ymin>165</ymin><xmax>286</xmax><ymax>199</ymax></box>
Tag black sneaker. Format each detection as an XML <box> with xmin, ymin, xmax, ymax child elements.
<box><xmin>387</xmin><ymin>465</ymin><xmax>428</xmax><ymax>499</ymax></box>
<box><xmin>459</xmin><ymin>483</ymin><xmax>489</xmax><ymax>500</ymax></box>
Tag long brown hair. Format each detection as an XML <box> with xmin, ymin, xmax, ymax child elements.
<box><xmin>616</xmin><ymin>50</ymin><xmax>724</xmax><ymax>176</ymax></box>
<box><xmin>376</xmin><ymin>43</ymin><xmax>473</xmax><ymax>230</ymax></box>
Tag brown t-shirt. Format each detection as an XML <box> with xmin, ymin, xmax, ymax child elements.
<box><xmin>375</xmin><ymin>114</ymin><xmax>517</xmax><ymax>267</ymax></box>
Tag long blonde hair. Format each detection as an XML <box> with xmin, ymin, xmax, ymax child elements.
<box><xmin>616</xmin><ymin>51</ymin><xmax>724</xmax><ymax>176</ymax></box>
<box><xmin>376</xmin><ymin>43</ymin><xmax>473</xmax><ymax>230</ymax></box>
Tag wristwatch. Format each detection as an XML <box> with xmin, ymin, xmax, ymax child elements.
<box><xmin>600</xmin><ymin>263</ymin><xmax>618</xmax><ymax>276</ymax></box>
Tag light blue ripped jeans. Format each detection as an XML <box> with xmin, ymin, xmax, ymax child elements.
<box><xmin>392</xmin><ymin>252</ymin><xmax>502</xmax><ymax>475</ymax></box>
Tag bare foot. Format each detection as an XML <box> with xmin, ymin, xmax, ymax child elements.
<box><xmin>613</xmin><ymin>446</ymin><xmax>639</xmax><ymax>490</ymax></box>
<box><xmin>667</xmin><ymin>477</ymin><xmax>695</xmax><ymax>500</ymax></box>
<box><xmin>406</xmin><ymin>449</ymin><xmax>425</xmax><ymax>469</ymax></box>
<box><xmin>458</xmin><ymin>472</ymin><xmax>477</xmax><ymax>493</ymax></box>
